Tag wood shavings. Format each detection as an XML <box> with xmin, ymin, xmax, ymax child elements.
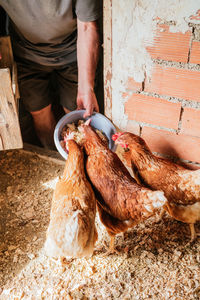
<box><xmin>0</xmin><ymin>148</ymin><xmax>199</xmax><ymax>299</ymax></box>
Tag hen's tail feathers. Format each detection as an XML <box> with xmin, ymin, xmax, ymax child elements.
<box><xmin>166</xmin><ymin>201</ymin><xmax>200</xmax><ymax>224</ymax></box>
<box><xmin>153</xmin><ymin>191</ymin><xmax>168</xmax><ymax>209</ymax></box>
<box><xmin>166</xmin><ymin>202</ymin><xmax>200</xmax><ymax>242</ymax></box>
<box><xmin>45</xmin><ymin>210</ymin><xmax>97</xmax><ymax>259</ymax></box>
<box><xmin>142</xmin><ymin>190</ymin><xmax>168</xmax><ymax>219</ymax></box>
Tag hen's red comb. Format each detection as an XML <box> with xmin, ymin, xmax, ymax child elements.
<box><xmin>112</xmin><ymin>132</ymin><xmax>124</xmax><ymax>141</ymax></box>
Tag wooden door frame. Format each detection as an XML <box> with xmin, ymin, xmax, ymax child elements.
<box><xmin>103</xmin><ymin>0</ymin><xmax>112</xmax><ymax>120</ymax></box>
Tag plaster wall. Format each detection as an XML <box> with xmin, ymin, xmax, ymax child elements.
<box><xmin>111</xmin><ymin>0</ymin><xmax>200</xmax><ymax>129</ymax></box>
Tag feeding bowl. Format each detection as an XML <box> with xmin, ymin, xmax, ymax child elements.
<box><xmin>54</xmin><ymin>110</ymin><xmax>117</xmax><ymax>160</ymax></box>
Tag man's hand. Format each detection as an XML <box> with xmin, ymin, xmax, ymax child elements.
<box><xmin>77</xmin><ymin>88</ymin><xmax>99</xmax><ymax>118</ymax></box>
<box><xmin>77</xmin><ymin>20</ymin><xmax>100</xmax><ymax>117</ymax></box>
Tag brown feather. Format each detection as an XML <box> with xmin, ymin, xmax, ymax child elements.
<box><xmin>45</xmin><ymin>140</ymin><xmax>97</xmax><ymax>258</ymax></box>
<box><xmin>115</xmin><ymin>132</ymin><xmax>200</xmax><ymax>240</ymax></box>
<box><xmin>81</xmin><ymin>125</ymin><xmax>167</xmax><ymax>240</ymax></box>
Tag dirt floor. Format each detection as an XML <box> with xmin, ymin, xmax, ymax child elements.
<box><xmin>0</xmin><ymin>145</ymin><xmax>200</xmax><ymax>299</ymax></box>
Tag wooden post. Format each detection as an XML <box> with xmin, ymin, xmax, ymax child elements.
<box><xmin>0</xmin><ymin>36</ymin><xmax>22</xmax><ymax>150</ymax></box>
<box><xmin>103</xmin><ymin>0</ymin><xmax>112</xmax><ymax>120</ymax></box>
<box><xmin>0</xmin><ymin>36</ymin><xmax>13</xmax><ymax>70</ymax></box>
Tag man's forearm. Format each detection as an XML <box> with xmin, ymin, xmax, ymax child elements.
<box><xmin>77</xmin><ymin>20</ymin><xmax>99</xmax><ymax>94</ymax></box>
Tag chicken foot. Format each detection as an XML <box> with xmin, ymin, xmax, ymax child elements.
<box><xmin>189</xmin><ymin>223</ymin><xmax>200</xmax><ymax>242</ymax></box>
<box><xmin>165</xmin><ymin>202</ymin><xmax>200</xmax><ymax>244</ymax></box>
<box><xmin>155</xmin><ymin>208</ymin><xmax>166</xmax><ymax>223</ymax></box>
<box><xmin>60</xmin><ymin>257</ymin><xmax>74</xmax><ymax>266</ymax></box>
<box><xmin>183</xmin><ymin>224</ymin><xmax>200</xmax><ymax>247</ymax></box>
<box><xmin>101</xmin><ymin>236</ymin><xmax>120</xmax><ymax>256</ymax></box>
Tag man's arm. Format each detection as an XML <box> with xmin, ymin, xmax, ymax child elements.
<box><xmin>76</xmin><ymin>20</ymin><xmax>100</xmax><ymax>118</ymax></box>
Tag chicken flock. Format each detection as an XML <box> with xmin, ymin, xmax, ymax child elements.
<box><xmin>45</xmin><ymin>121</ymin><xmax>200</xmax><ymax>260</ymax></box>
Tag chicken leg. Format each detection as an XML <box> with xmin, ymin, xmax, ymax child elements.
<box><xmin>101</xmin><ymin>236</ymin><xmax>120</xmax><ymax>256</ymax></box>
<box><xmin>166</xmin><ymin>202</ymin><xmax>200</xmax><ymax>243</ymax></box>
<box><xmin>189</xmin><ymin>223</ymin><xmax>200</xmax><ymax>242</ymax></box>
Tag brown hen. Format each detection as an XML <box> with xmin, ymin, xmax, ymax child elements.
<box><xmin>114</xmin><ymin>132</ymin><xmax>200</xmax><ymax>242</ymax></box>
<box><xmin>45</xmin><ymin>138</ymin><xmax>97</xmax><ymax>259</ymax></box>
<box><xmin>80</xmin><ymin>123</ymin><xmax>167</xmax><ymax>254</ymax></box>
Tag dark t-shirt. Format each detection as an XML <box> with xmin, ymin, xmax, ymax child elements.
<box><xmin>0</xmin><ymin>0</ymin><xmax>101</xmax><ymax>66</ymax></box>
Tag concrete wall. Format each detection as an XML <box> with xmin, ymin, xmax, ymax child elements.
<box><xmin>104</xmin><ymin>0</ymin><xmax>200</xmax><ymax>167</ymax></box>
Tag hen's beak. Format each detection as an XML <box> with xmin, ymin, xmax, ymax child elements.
<box><xmin>79</xmin><ymin>118</ymin><xmax>91</xmax><ymax>134</ymax></box>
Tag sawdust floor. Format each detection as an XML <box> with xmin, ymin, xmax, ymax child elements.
<box><xmin>0</xmin><ymin>146</ymin><xmax>200</xmax><ymax>300</ymax></box>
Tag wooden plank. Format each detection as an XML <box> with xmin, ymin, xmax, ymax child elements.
<box><xmin>0</xmin><ymin>68</ymin><xmax>23</xmax><ymax>150</ymax></box>
<box><xmin>0</xmin><ymin>36</ymin><xmax>20</xmax><ymax>108</ymax></box>
<box><xmin>103</xmin><ymin>0</ymin><xmax>112</xmax><ymax>120</ymax></box>
<box><xmin>22</xmin><ymin>143</ymin><xmax>65</xmax><ymax>165</ymax></box>
<box><xmin>0</xmin><ymin>36</ymin><xmax>14</xmax><ymax>71</ymax></box>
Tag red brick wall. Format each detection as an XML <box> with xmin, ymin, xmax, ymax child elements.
<box><xmin>124</xmin><ymin>21</ymin><xmax>200</xmax><ymax>166</ymax></box>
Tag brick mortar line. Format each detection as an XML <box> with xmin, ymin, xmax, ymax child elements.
<box><xmin>128</xmin><ymin>90</ymin><xmax>200</xmax><ymax>110</ymax></box>
<box><xmin>153</xmin><ymin>151</ymin><xmax>200</xmax><ymax>167</ymax></box>
<box><xmin>134</xmin><ymin>119</ymin><xmax>200</xmax><ymax>137</ymax></box>
<box><xmin>158</xmin><ymin>20</ymin><xmax>200</xmax><ymax>31</ymax></box>
<box><xmin>153</xmin><ymin>59</ymin><xmax>200</xmax><ymax>71</ymax></box>
<box><xmin>189</xmin><ymin>22</ymin><xmax>200</xmax><ymax>27</ymax></box>
<box><xmin>187</xmin><ymin>27</ymin><xmax>195</xmax><ymax>63</ymax></box>
<box><xmin>177</xmin><ymin>107</ymin><xmax>184</xmax><ymax>134</ymax></box>
<box><xmin>142</xmin><ymin>79</ymin><xmax>145</xmax><ymax>92</ymax></box>
<box><xmin>138</xmin><ymin>118</ymin><xmax>200</xmax><ymax>139</ymax></box>
<box><xmin>156</xmin><ymin>20</ymin><xmax>176</xmax><ymax>26</ymax></box>
<box><xmin>180</xmin><ymin>160</ymin><xmax>200</xmax><ymax>167</ymax></box>
<box><xmin>135</xmin><ymin>121</ymin><xmax>177</xmax><ymax>133</ymax></box>
<box><xmin>189</xmin><ymin>23</ymin><xmax>200</xmax><ymax>41</ymax></box>
<box><xmin>139</xmin><ymin>124</ymin><xmax>142</xmax><ymax>136</ymax></box>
